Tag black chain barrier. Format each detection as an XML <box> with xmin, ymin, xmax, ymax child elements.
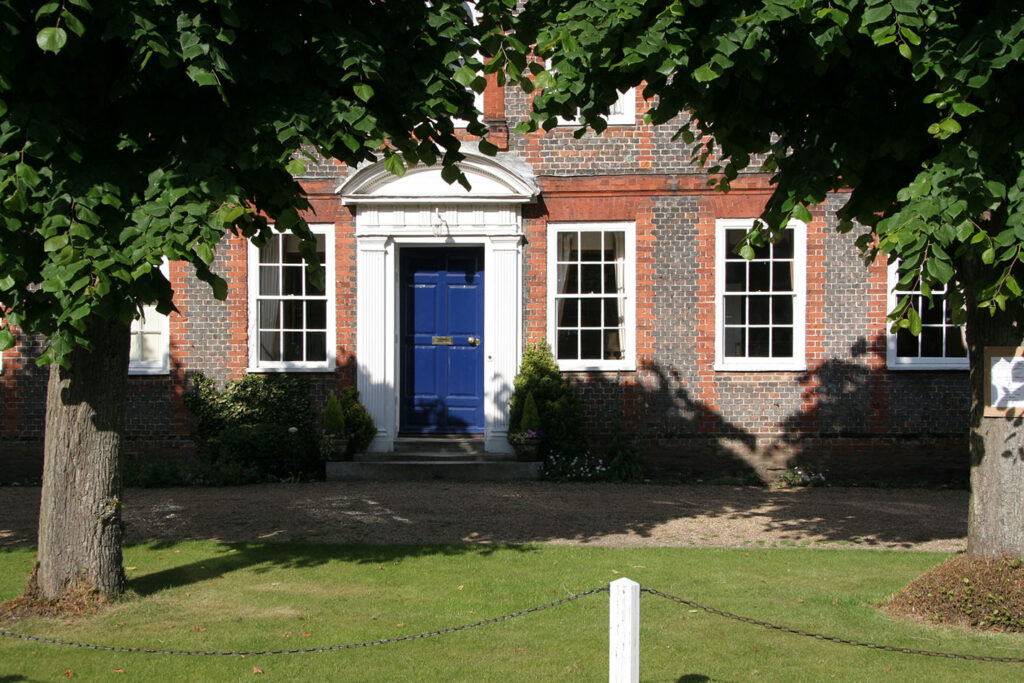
<box><xmin>2</xmin><ymin>584</ymin><xmax>1022</xmax><ymax>664</ymax></box>
<box><xmin>641</xmin><ymin>587</ymin><xmax>1024</xmax><ymax>664</ymax></box>
<box><xmin>0</xmin><ymin>587</ymin><xmax>608</xmax><ymax>657</ymax></box>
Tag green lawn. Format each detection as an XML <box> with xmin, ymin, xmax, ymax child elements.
<box><xmin>0</xmin><ymin>543</ymin><xmax>1020</xmax><ymax>681</ymax></box>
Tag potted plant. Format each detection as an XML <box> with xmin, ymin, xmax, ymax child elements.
<box><xmin>509</xmin><ymin>391</ymin><xmax>545</xmax><ymax>461</ymax></box>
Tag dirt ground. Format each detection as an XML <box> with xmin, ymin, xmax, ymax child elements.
<box><xmin>0</xmin><ymin>482</ymin><xmax>968</xmax><ymax>552</ymax></box>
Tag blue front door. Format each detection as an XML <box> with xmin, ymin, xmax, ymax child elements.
<box><xmin>400</xmin><ymin>248</ymin><xmax>485</xmax><ymax>434</ymax></box>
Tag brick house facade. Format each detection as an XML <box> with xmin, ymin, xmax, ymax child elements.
<box><xmin>0</xmin><ymin>80</ymin><xmax>970</xmax><ymax>483</ymax></box>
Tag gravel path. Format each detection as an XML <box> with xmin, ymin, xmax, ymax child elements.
<box><xmin>0</xmin><ymin>482</ymin><xmax>967</xmax><ymax>553</ymax></box>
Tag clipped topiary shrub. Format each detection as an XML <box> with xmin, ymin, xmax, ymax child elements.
<box><xmin>520</xmin><ymin>391</ymin><xmax>542</xmax><ymax>433</ymax></box>
<box><xmin>338</xmin><ymin>386</ymin><xmax>376</xmax><ymax>454</ymax></box>
<box><xmin>321</xmin><ymin>392</ymin><xmax>347</xmax><ymax>435</ymax></box>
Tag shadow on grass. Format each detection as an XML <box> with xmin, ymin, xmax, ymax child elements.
<box><xmin>126</xmin><ymin>540</ymin><xmax>535</xmax><ymax>596</ymax></box>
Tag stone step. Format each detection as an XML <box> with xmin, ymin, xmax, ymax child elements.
<box><xmin>392</xmin><ymin>436</ymin><xmax>486</xmax><ymax>455</ymax></box>
<box><xmin>356</xmin><ymin>451</ymin><xmax>512</xmax><ymax>463</ymax></box>
<box><xmin>326</xmin><ymin>460</ymin><xmax>542</xmax><ymax>482</ymax></box>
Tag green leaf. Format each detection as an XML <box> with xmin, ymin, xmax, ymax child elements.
<box><xmin>186</xmin><ymin>65</ymin><xmax>219</xmax><ymax>87</ymax></box>
<box><xmin>982</xmin><ymin>247</ymin><xmax>996</xmax><ymax>264</ymax></box>
<box><xmin>898</xmin><ymin>43</ymin><xmax>911</xmax><ymax>59</ymax></box>
<box><xmin>907</xmin><ymin>307</ymin><xmax>922</xmax><ymax>336</ymax></box>
<box><xmin>693</xmin><ymin>64</ymin><xmax>717</xmax><ymax>82</ymax></box>
<box><xmin>385</xmin><ymin>153</ymin><xmax>406</xmax><ymax>177</ymax></box>
<box><xmin>453</xmin><ymin>65</ymin><xmax>476</xmax><ymax>87</ymax></box>
<box><xmin>353</xmin><ymin>84</ymin><xmax>374</xmax><ymax>102</ymax></box>
<box><xmin>15</xmin><ymin>163</ymin><xmax>41</xmax><ymax>188</ymax></box>
<box><xmin>209</xmin><ymin>273</ymin><xmax>228</xmax><ymax>300</ymax></box>
<box><xmin>285</xmin><ymin>158</ymin><xmax>307</xmax><ymax>175</ymax></box>
<box><xmin>738</xmin><ymin>244</ymin><xmax>755</xmax><ymax>260</ymax></box>
<box><xmin>43</xmin><ymin>234</ymin><xmax>69</xmax><ymax>252</ymax></box>
<box><xmin>792</xmin><ymin>203</ymin><xmax>813</xmax><ymax>223</ymax></box>
<box><xmin>477</xmin><ymin>139</ymin><xmax>498</xmax><ymax>157</ymax></box>
<box><xmin>0</xmin><ymin>327</ymin><xmax>14</xmax><ymax>351</ymax></box>
<box><xmin>36</xmin><ymin>27</ymin><xmax>68</xmax><ymax>54</ymax></box>
<box><xmin>196</xmin><ymin>243</ymin><xmax>214</xmax><ymax>265</ymax></box>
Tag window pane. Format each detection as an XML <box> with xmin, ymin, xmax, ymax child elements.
<box><xmin>580</xmin><ymin>330</ymin><xmax>602</xmax><ymax>359</ymax></box>
<box><xmin>604</xmin><ymin>298</ymin><xmax>621</xmax><ymax>326</ymax></box>
<box><xmin>896</xmin><ymin>328</ymin><xmax>918</xmax><ymax>357</ymax></box>
<box><xmin>558</xmin><ymin>232</ymin><xmax>578</xmax><ymax>261</ymax></box>
<box><xmin>307</xmin><ymin>300</ymin><xmax>327</xmax><ymax>330</ymax></box>
<box><xmin>141</xmin><ymin>332</ymin><xmax>163</xmax><ymax>361</ymax></box>
<box><xmin>604</xmin><ymin>329</ymin><xmax>623</xmax><ymax>359</ymax></box>
<box><xmin>283</xmin><ymin>300</ymin><xmax>304</xmax><ymax>329</ymax></box>
<box><xmin>314</xmin><ymin>234</ymin><xmax>326</xmax><ymax>263</ymax></box>
<box><xmin>750</xmin><ymin>241</ymin><xmax>770</xmax><ymax>260</ymax></box>
<box><xmin>772</xmin><ymin>328</ymin><xmax>793</xmax><ymax>357</ymax></box>
<box><xmin>748</xmin><ymin>328</ymin><xmax>770</xmax><ymax>357</ymax></box>
<box><xmin>773</xmin><ymin>262</ymin><xmax>792</xmax><ymax>291</ymax></box>
<box><xmin>749</xmin><ymin>263</ymin><xmax>770</xmax><ymax>292</ymax></box>
<box><xmin>558</xmin><ymin>298</ymin><xmax>578</xmax><ymax>326</ymax></box>
<box><xmin>725</xmin><ymin>296</ymin><xmax>745</xmax><ymax>324</ymax></box>
<box><xmin>921</xmin><ymin>296</ymin><xmax>943</xmax><ymax>324</ymax></box>
<box><xmin>129</xmin><ymin>334</ymin><xmax>141</xmax><ymax>361</ymax></box>
<box><xmin>604</xmin><ymin>264</ymin><xmax>619</xmax><ymax>293</ymax></box>
<box><xmin>260</xmin><ymin>301</ymin><xmax>280</xmax><ymax>329</ymax></box>
<box><xmin>307</xmin><ymin>332</ymin><xmax>327</xmax><ymax>362</ymax></box>
<box><xmin>580</xmin><ymin>298</ymin><xmax>601</xmax><ymax>327</ymax></box>
<box><xmin>260</xmin><ymin>331</ymin><xmax>280</xmax><ymax>361</ymax></box>
<box><xmin>773</xmin><ymin>230</ymin><xmax>793</xmax><ymax>259</ymax></box>
<box><xmin>259</xmin><ymin>266</ymin><xmax>280</xmax><ymax>296</ymax></box>
<box><xmin>921</xmin><ymin>327</ymin><xmax>943</xmax><ymax>357</ymax></box>
<box><xmin>283</xmin><ymin>235</ymin><xmax>303</xmax><ymax>263</ymax></box>
<box><xmin>283</xmin><ymin>331</ymin><xmax>304</xmax><ymax>361</ymax></box>
<box><xmin>581</xmin><ymin>231</ymin><xmax>602</xmax><ymax>260</ymax></box>
<box><xmin>557</xmin><ymin>264</ymin><xmax>578</xmax><ymax>295</ymax></box>
<box><xmin>726</xmin><ymin>229</ymin><xmax>745</xmax><ymax>254</ymax></box>
<box><xmin>946</xmin><ymin>327</ymin><xmax>967</xmax><ymax>357</ymax></box>
<box><xmin>748</xmin><ymin>296</ymin><xmax>770</xmax><ymax>325</ymax></box>
<box><xmin>724</xmin><ymin>327</ymin><xmax>745</xmax><ymax>357</ymax></box>
<box><xmin>282</xmin><ymin>266</ymin><xmax>303</xmax><ymax>295</ymax></box>
<box><xmin>606</xmin><ymin>232</ymin><xmax>625</xmax><ymax>260</ymax></box>
<box><xmin>557</xmin><ymin>330</ymin><xmax>578</xmax><ymax>360</ymax></box>
<box><xmin>772</xmin><ymin>296</ymin><xmax>793</xmax><ymax>324</ymax></box>
<box><xmin>259</xmin><ymin>237</ymin><xmax>280</xmax><ymax>264</ymax></box>
<box><xmin>725</xmin><ymin>262</ymin><xmax>746</xmax><ymax>292</ymax></box>
<box><xmin>581</xmin><ymin>265</ymin><xmax>602</xmax><ymax>293</ymax></box>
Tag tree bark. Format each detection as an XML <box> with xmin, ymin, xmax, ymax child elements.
<box><xmin>36</xmin><ymin>318</ymin><xmax>130</xmax><ymax>599</ymax></box>
<box><xmin>965</xmin><ymin>299</ymin><xmax>1024</xmax><ymax>559</ymax></box>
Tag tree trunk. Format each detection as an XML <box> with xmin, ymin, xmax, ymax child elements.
<box><xmin>36</xmin><ymin>318</ymin><xmax>130</xmax><ymax>599</ymax></box>
<box><xmin>964</xmin><ymin>299</ymin><xmax>1024</xmax><ymax>559</ymax></box>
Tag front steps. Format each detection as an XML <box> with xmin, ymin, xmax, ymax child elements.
<box><xmin>325</xmin><ymin>436</ymin><xmax>543</xmax><ymax>481</ymax></box>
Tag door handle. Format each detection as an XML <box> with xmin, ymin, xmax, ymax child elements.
<box><xmin>468</xmin><ymin>336</ymin><xmax>480</xmax><ymax>347</ymax></box>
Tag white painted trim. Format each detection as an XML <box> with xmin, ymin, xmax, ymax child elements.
<box><xmin>714</xmin><ymin>219</ymin><xmax>807</xmax><ymax>372</ymax></box>
<box><xmin>547</xmin><ymin>221</ymin><xmax>637</xmax><ymax>372</ymax></box>
<box><xmin>886</xmin><ymin>262</ymin><xmax>969</xmax><ymax>371</ymax></box>
<box><xmin>339</xmin><ymin>152</ymin><xmax>538</xmax><ymax>205</ymax></box>
<box><xmin>355</xmin><ymin>204</ymin><xmax>523</xmax><ymax>453</ymax></box>
<box><xmin>557</xmin><ymin>88</ymin><xmax>637</xmax><ymax>127</ymax></box>
<box><xmin>246</xmin><ymin>223</ymin><xmax>336</xmax><ymax>373</ymax></box>
<box><xmin>129</xmin><ymin>259</ymin><xmax>171</xmax><ymax>376</ymax></box>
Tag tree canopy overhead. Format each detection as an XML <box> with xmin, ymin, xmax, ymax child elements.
<box><xmin>0</xmin><ymin>0</ymin><xmax>506</xmax><ymax>364</ymax></box>
<box><xmin>511</xmin><ymin>0</ymin><xmax>1024</xmax><ymax>330</ymax></box>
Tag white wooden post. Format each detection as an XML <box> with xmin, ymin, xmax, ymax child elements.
<box><xmin>609</xmin><ymin>577</ymin><xmax>640</xmax><ymax>683</ymax></box>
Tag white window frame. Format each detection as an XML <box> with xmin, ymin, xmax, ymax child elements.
<box><xmin>547</xmin><ymin>221</ymin><xmax>636</xmax><ymax>372</ymax></box>
<box><xmin>886</xmin><ymin>262</ymin><xmax>968</xmax><ymax>370</ymax></box>
<box><xmin>453</xmin><ymin>2</ymin><xmax>486</xmax><ymax>128</ymax></box>
<box><xmin>557</xmin><ymin>87</ymin><xmax>636</xmax><ymax>127</ymax></box>
<box><xmin>247</xmin><ymin>223</ymin><xmax>336</xmax><ymax>372</ymax></box>
<box><xmin>128</xmin><ymin>260</ymin><xmax>171</xmax><ymax>375</ymax></box>
<box><xmin>714</xmin><ymin>218</ymin><xmax>807</xmax><ymax>372</ymax></box>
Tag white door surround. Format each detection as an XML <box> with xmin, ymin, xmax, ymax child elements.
<box><xmin>338</xmin><ymin>153</ymin><xmax>538</xmax><ymax>453</ymax></box>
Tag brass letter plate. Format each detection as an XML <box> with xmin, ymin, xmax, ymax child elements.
<box><xmin>431</xmin><ymin>336</ymin><xmax>453</xmax><ymax>346</ymax></box>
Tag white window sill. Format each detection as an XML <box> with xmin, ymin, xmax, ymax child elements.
<box><xmin>129</xmin><ymin>365</ymin><xmax>170</xmax><ymax>376</ymax></box>
<box><xmin>714</xmin><ymin>359</ymin><xmax>806</xmax><ymax>372</ymax></box>
<box><xmin>887</xmin><ymin>359</ymin><xmax>969</xmax><ymax>371</ymax></box>
<box><xmin>557</xmin><ymin>361</ymin><xmax>636</xmax><ymax>373</ymax></box>
<box><xmin>247</xmin><ymin>364</ymin><xmax>334</xmax><ymax>374</ymax></box>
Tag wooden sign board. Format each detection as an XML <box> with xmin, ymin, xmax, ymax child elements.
<box><xmin>984</xmin><ymin>346</ymin><xmax>1024</xmax><ymax>417</ymax></box>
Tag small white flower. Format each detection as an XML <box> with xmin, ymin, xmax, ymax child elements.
<box><xmin>288</xmin><ymin>427</ymin><xmax>298</xmax><ymax>434</ymax></box>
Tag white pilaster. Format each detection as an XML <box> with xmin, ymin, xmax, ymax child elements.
<box><xmin>485</xmin><ymin>235</ymin><xmax>524</xmax><ymax>453</ymax></box>
<box><xmin>356</xmin><ymin>235</ymin><xmax>394</xmax><ymax>451</ymax></box>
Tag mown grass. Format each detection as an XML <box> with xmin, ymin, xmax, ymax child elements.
<box><xmin>1</xmin><ymin>543</ymin><xmax>1021</xmax><ymax>681</ymax></box>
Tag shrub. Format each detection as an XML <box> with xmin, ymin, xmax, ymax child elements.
<box><xmin>508</xmin><ymin>342</ymin><xmax>587</xmax><ymax>474</ymax></box>
<box><xmin>338</xmin><ymin>386</ymin><xmax>376</xmax><ymax>454</ymax></box>
<box><xmin>321</xmin><ymin>392</ymin><xmax>347</xmax><ymax>434</ymax></box>
<box><xmin>183</xmin><ymin>372</ymin><xmax>320</xmax><ymax>482</ymax></box>
<box><xmin>520</xmin><ymin>392</ymin><xmax>542</xmax><ymax>433</ymax></box>
<box><xmin>604</xmin><ymin>410</ymin><xmax>641</xmax><ymax>482</ymax></box>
